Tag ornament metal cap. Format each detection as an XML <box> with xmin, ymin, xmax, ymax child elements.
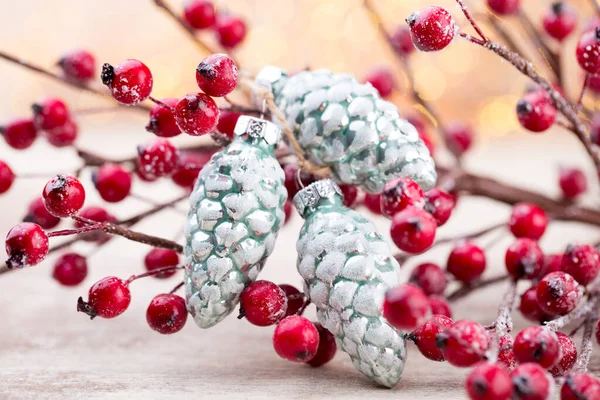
<box><xmin>293</xmin><ymin>179</ymin><xmax>343</xmax><ymax>218</ymax></box>
<box><xmin>234</xmin><ymin>115</ymin><xmax>281</xmax><ymax>146</ymax></box>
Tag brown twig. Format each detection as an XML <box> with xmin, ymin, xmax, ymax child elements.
<box><xmin>447</xmin><ymin>275</ymin><xmax>509</xmax><ymax>302</ymax></box>
<box><xmin>484</xmin><ymin>13</ymin><xmax>520</xmax><ymax>53</ymax></box>
<box><xmin>545</xmin><ymin>295</ymin><xmax>599</xmax><ymax>331</ymax></box>
<box><xmin>515</xmin><ymin>10</ymin><xmax>560</xmax><ymax>81</ymax></box>
<box><xmin>488</xmin><ymin>279</ymin><xmax>517</xmax><ymax>360</ymax></box>
<box><xmin>574</xmin><ymin>316</ymin><xmax>596</xmax><ymax>373</ymax></box>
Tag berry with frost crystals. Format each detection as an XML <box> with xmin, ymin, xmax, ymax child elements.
<box><xmin>498</xmin><ymin>334</ymin><xmax>517</xmax><ymax>371</ymax></box>
<box><xmin>424</xmin><ymin>188</ymin><xmax>455</xmax><ymax>226</ymax></box>
<box><xmin>32</xmin><ymin>98</ymin><xmax>70</xmax><ymax>130</ymax></box>
<box><xmin>380</xmin><ymin>177</ymin><xmax>424</xmax><ymax>219</ymax></box>
<box><xmin>410</xmin><ymin>262</ymin><xmax>447</xmax><ymax>295</ymax></box>
<box><xmin>101</xmin><ymin>59</ymin><xmax>153</xmax><ymax>105</ymax></box>
<box><xmin>52</xmin><ymin>252</ymin><xmax>88</xmax><ymax>286</ymax></box>
<box><xmin>406</xmin><ymin>6</ymin><xmax>456</xmax><ymax>52</ymax></box>
<box><xmin>543</xmin><ymin>2</ymin><xmax>577</xmax><ymax>41</ymax></box>
<box><xmin>508</xmin><ymin>202</ymin><xmax>548</xmax><ymax>240</ymax></box>
<box><xmin>536</xmin><ymin>271</ymin><xmax>581</xmax><ymax>316</ymax></box>
<box><xmin>364</xmin><ymin>66</ymin><xmax>395</xmax><ymax>98</ymax></box>
<box><xmin>216</xmin><ymin>110</ymin><xmax>241</xmax><ymax>138</ymax></box>
<box><xmin>429</xmin><ymin>295</ymin><xmax>452</xmax><ymax>317</ymax></box>
<box><xmin>576</xmin><ymin>28</ymin><xmax>600</xmax><ymax>74</ymax></box>
<box><xmin>146</xmin><ymin>97</ymin><xmax>181</xmax><ymax>138</ymax></box>
<box><xmin>42</xmin><ymin>175</ymin><xmax>86</xmax><ymax>218</ymax></box>
<box><xmin>58</xmin><ymin>49</ymin><xmax>96</xmax><ymax>81</ymax></box>
<box><xmin>447</xmin><ymin>241</ymin><xmax>486</xmax><ymax>284</ymax></box>
<box><xmin>437</xmin><ymin>320</ymin><xmax>489</xmax><ymax>367</ymax></box>
<box><xmin>239</xmin><ymin>281</ymin><xmax>288</xmax><ymax>327</ymax></box>
<box><xmin>465</xmin><ymin>362</ymin><xmax>512</xmax><ymax>400</ymax></box>
<box><xmin>519</xmin><ymin>286</ymin><xmax>551</xmax><ymax>323</ymax></box>
<box><xmin>93</xmin><ymin>163</ymin><xmax>132</xmax><ymax>203</ymax></box>
<box><xmin>548</xmin><ymin>332</ymin><xmax>576</xmax><ymax>377</ymax></box>
<box><xmin>1</xmin><ymin>118</ymin><xmax>38</xmax><ymax>150</ymax></box>
<box><xmin>410</xmin><ymin>314</ymin><xmax>453</xmax><ymax>361</ymax></box>
<box><xmin>174</xmin><ymin>92</ymin><xmax>219</xmax><ymax>136</ymax></box>
<box><xmin>137</xmin><ymin>138</ymin><xmax>179</xmax><ymax>179</ymax></box>
<box><xmin>196</xmin><ymin>53</ymin><xmax>238</xmax><ymax>97</ymax></box>
<box><xmin>513</xmin><ymin>326</ymin><xmax>560</xmax><ymax>369</ymax></box>
<box><xmin>510</xmin><ymin>363</ymin><xmax>552</xmax><ymax>400</ymax></box>
<box><xmin>171</xmin><ymin>151</ymin><xmax>212</xmax><ymax>190</ymax></box>
<box><xmin>561</xmin><ymin>244</ymin><xmax>600</xmax><ymax>286</ymax></box>
<box><xmin>77</xmin><ymin>276</ymin><xmax>131</xmax><ymax>319</ymax></box>
<box><xmin>390</xmin><ymin>206</ymin><xmax>436</xmax><ymax>254</ymax></box>
<box><xmin>505</xmin><ymin>238</ymin><xmax>545</xmax><ymax>280</ymax></box>
<box><xmin>383</xmin><ymin>283</ymin><xmax>431</xmax><ymax>331</ymax></box>
<box><xmin>561</xmin><ymin>373</ymin><xmax>600</xmax><ymax>400</ymax></box>
<box><xmin>516</xmin><ymin>91</ymin><xmax>556</xmax><ymax>133</ymax></box>
<box><xmin>5</xmin><ymin>222</ymin><xmax>49</xmax><ymax>268</ymax></box>
<box><xmin>24</xmin><ymin>197</ymin><xmax>60</xmax><ymax>229</ymax></box>
<box><xmin>144</xmin><ymin>248</ymin><xmax>179</xmax><ymax>279</ymax></box>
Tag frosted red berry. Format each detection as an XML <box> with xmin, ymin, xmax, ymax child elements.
<box><xmin>466</xmin><ymin>362</ymin><xmax>512</xmax><ymax>400</ymax></box>
<box><xmin>437</xmin><ymin>320</ymin><xmax>489</xmax><ymax>367</ymax></box>
<box><xmin>559</xmin><ymin>167</ymin><xmax>587</xmax><ymax>199</ymax></box>
<box><xmin>498</xmin><ymin>334</ymin><xmax>517</xmax><ymax>371</ymax></box>
<box><xmin>24</xmin><ymin>197</ymin><xmax>60</xmax><ymax>229</ymax></box>
<box><xmin>5</xmin><ymin>222</ymin><xmax>49</xmax><ymax>269</ymax></box>
<box><xmin>446</xmin><ymin>123</ymin><xmax>473</xmax><ymax>156</ymax></box>
<box><xmin>410</xmin><ymin>262</ymin><xmax>447</xmax><ymax>296</ymax></box>
<box><xmin>339</xmin><ymin>185</ymin><xmax>358</xmax><ymax>208</ymax></box>
<box><xmin>391</xmin><ymin>26</ymin><xmax>415</xmax><ymax>55</ymax></box>
<box><xmin>487</xmin><ymin>0</ymin><xmax>520</xmax><ymax>15</ymax></box>
<box><xmin>77</xmin><ymin>276</ymin><xmax>131</xmax><ymax>319</ymax></box>
<box><xmin>1</xmin><ymin>118</ymin><xmax>38</xmax><ymax>150</ymax></box>
<box><xmin>447</xmin><ymin>241</ymin><xmax>486</xmax><ymax>284</ymax></box>
<box><xmin>516</xmin><ymin>91</ymin><xmax>557</xmax><ymax>133</ymax></box>
<box><xmin>45</xmin><ymin>119</ymin><xmax>78</xmax><ymax>147</ymax></box>
<box><xmin>548</xmin><ymin>332</ymin><xmax>577</xmax><ymax>377</ymax></box>
<box><xmin>174</xmin><ymin>92</ymin><xmax>219</xmax><ymax>136</ymax></box>
<box><xmin>363</xmin><ymin>192</ymin><xmax>382</xmax><ymax>215</ymax></box>
<box><xmin>216</xmin><ymin>110</ymin><xmax>241</xmax><ymax>138</ymax></box>
<box><xmin>32</xmin><ymin>98</ymin><xmax>70</xmax><ymax>130</ymax></box>
<box><xmin>543</xmin><ymin>2</ymin><xmax>577</xmax><ymax>41</ymax></box>
<box><xmin>183</xmin><ymin>0</ymin><xmax>216</xmax><ymax>29</ymax></box>
<box><xmin>543</xmin><ymin>253</ymin><xmax>563</xmax><ymax>275</ymax></box>
<box><xmin>406</xmin><ymin>6</ymin><xmax>456</xmax><ymax>52</ymax></box>
<box><xmin>215</xmin><ymin>15</ymin><xmax>247</xmax><ymax>48</ymax></box>
<box><xmin>390</xmin><ymin>206</ymin><xmax>436</xmax><ymax>254</ymax></box>
<box><xmin>101</xmin><ymin>59</ymin><xmax>153</xmax><ymax>105</ymax></box>
<box><xmin>429</xmin><ymin>295</ymin><xmax>452</xmax><ymax>318</ymax></box>
<box><xmin>196</xmin><ymin>53</ymin><xmax>238</xmax><ymax>97</ymax></box>
<box><xmin>424</xmin><ymin>188</ymin><xmax>455</xmax><ymax>226</ymax></box>
<box><xmin>519</xmin><ymin>286</ymin><xmax>551</xmax><ymax>323</ymax></box>
<box><xmin>561</xmin><ymin>373</ymin><xmax>600</xmax><ymax>400</ymax></box>
<box><xmin>508</xmin><ymin>202</ymin><xmax>548</xmax><ymax>240</ymax></box>
<box><xmin>146</xmin><ymin>293</ymin><xmax>188</xmax><ymax>334</ymax></box>
<box><xmin>283</xmin><ymin>201</ymin><xmax>293</xmax><ymax>223</ymax></box>
<box><xmin>146</xmin><ymin>97</ymin><xmax>181</xmax><ymax>138</ymax></box>
<box><xmin>505</xmin><ymin>238</ymin><xmax>545</xmax><ymax>280</ymax></box>
<box><xmin>590</xmin><ymin>75</ymin><xmax>600</xmax><ymax>94</ymax></box>
<box><xmin>144</xmin><ymin>248</ymin><xmax>180</xmax><ymax>279</ymax></box>
<box><xmin>306</xmin><ymin>323</ymin><xmax>337</xmax><ymax>367</ymax></box>
<box><xmin>93</xmin><ymin>163</ymin><xmax>132</xmax><ymax>203</ymax></box>
<box><xmin>561</xmin><ymin>244</ymin><xmax>600</xmax><ymax>286</ymax></box>
<box><xmin>0</xmin><ymin>160</ymin><xmax>15</xmax><ymax>194</ymax></box>
<box><xmin>410</xmin><ymin>314</ymin><xmax>453</xmax><ymax>361</ymax></box>
<box><xmin>513</xmin><ymin>326</ymin><xmax>560</xmax><ymax>369</ymax></box>
<box><xmin>364</xmin><ymin>66</ymin><xmax>395</xmax><ymax>98</ymax></box>
<box><xmin>240</xmin><ymin>280</ymin><xmax>288</xmax><ymax>327</ymax></box>
<box><xmin>75</xmin><ymin>206</ymin><xmax>116</xmax><ymax>243</ymax></box>
<box><xmin>52</xmin><ymin>252</ymin><xmax>88</xmax><ymax>286</ymax></box>
<box><xmin>279</xmin><ymin>284</ymin><xmax>304</xmax><ymax>317</ymax></box>
<box><xmin>272</xmin><ymin>315</ymin><xmax>319</xmax><ymax>362</ymax></box>
<box><xmin>383</xmin><ymin>283</ymin><xmax>431</xmax><ymax>331</ymax></box>
<box><xmin>380</xmin><ymin>177</ymin><xmax>424</xmax><ymax>219</ymax></box>
<box><xmin>171</xmin><ymin>151</ymin><xmax>212</xmax><ymax>190</ymax></box>
<box><xmin>576</xmin><ymin>28</ymin><xmax>600</xmax><ymax>74</ymax></box>
<box><xmin>511</xmin><ymin>363</ymin><xmax>552</xmax><ymax>400</ymax></box>
<box><xmin>536</xmin><ymin>271</ymin><xmax>581</xmax><ymax>316</ymax></box>
<box><xmin>42</xmin><ymin>175</ymin><xmax>85</xmax><ymax>218</ymax></box>
<box><xmin>58</xmin><ymin>49</ymin><xmax>96</xmax><ymax>81</ymax></box>
<box><xmin>137</xmin><ymin>138</ymin><xmax>179</xmax><ymax>179</ymax></box>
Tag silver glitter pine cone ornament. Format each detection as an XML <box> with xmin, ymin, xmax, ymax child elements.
<box><xmin>184</xmin><ymin>116</ymin><xmax>287</xmax><ymax>328</ymax></box>
<box><xmin>294</xmin><ymin>180</ymin><xmax>406</xmax><ymax>387</ymax></box>
<box><xmin>255</xmin><ymin>66</ymin><xmax>436</xmax><ymax>193</ymax></box>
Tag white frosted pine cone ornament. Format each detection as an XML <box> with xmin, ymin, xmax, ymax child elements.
<box><xmin>184</xmin><ymin>116</ymin><xmax>287</xmax><ymax>328</ymax></box>
<box><xmin>294</xmin><ymin>179</ymin><xmax>407</xmax><ymax>387</ymax></box>
<box><xmin>255</xmin><ymin>66</ymin><xmax>436</xmax><ymax>193</ymax></box>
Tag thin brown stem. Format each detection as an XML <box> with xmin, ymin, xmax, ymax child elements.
<box><xmin>484</xmin><ymin>13</ymin><xmax>519</xmax><ymax>53</ymax></box>
<box><xmin>516</xmin><ymin>10</ymin><xmax>560</xmax><ymax>80</ymax></box>
<box><xmin>125</xmin><ymin>264</ymin><xmax>184</xmax><ymax>284</ymax></box>
<box><xmin>489</xmin><ymin>279</ymin><xmax>517</xmax><ymax>360</ymax></box>
<box><xmin>574</xmin><ymin>316</ymin><xmax>596</xmax><ymax>373</ymax></box>
<box><xmin>458</xmin><ymin>32</ymin><xmax>487</xmax><ymax>46</ymax></box>
<box><xmin>455</xmin><ymin>0</ymin><xmax>488</xmax><ymax>41</ymax></box>
<box><xmin>575</xmin><ymin>75</ymin><xmax>590</xmax><ymax>114</ymax></box>
<box><xmin>47</xmin><ymin>224</ymin><xmax>102</xmax><ymax>237</ymax></box>
<box><xmin>149</xmin><ymin>96</ymin><xmax>175</xmax><ymax>111</ymax></box>
<box><xmin>447</xmin><ymin>275</ymin><xmax>508</xmax><ymax>302</ymax></box>
<box><xmin>169</xmin><ymin>281</ymin><xmax>185</xmax><ymax>294</ymax></box>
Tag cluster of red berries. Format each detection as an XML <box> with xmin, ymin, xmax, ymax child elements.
<box><xmin>183</xmin><ymin>0</ymin><xmax>247</xmax><ymax>49</ymax></box>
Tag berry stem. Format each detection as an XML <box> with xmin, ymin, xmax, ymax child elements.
<box><xmin>488</xmin><ymin>279</ymin><xmax>518</xmax><ymax>361</ymax></box>
<box><xmin>296</xmin><ymin>298</ymin><xmax>311</xmax><ymax>316</ymax></box>
<box><xmin>544</xmin><ymin>295</ymin><xmax>599</xmax><ymax>331</ymax></box>
<box><xmin>125</xmin><ymin>264</ymin><xmax>184</xmax><ymax>284</ymax></box>
<box><xmin>574</xmin><ymin>316</ymin><xmax>595</xmax><ymax>373</ymax></box>
<box><xmin>458</xmin><ymin>32</ymin><xmax>487</xmax><ymax>46</ymax></box>
<box><xmin>515</xmin><ymin>10</ymin><xmax>561</xmax><ymax>82</ymax></box>
<box><xmin>483</xmin><ymin>12</ymin><xmax>520</xmax><ymax>53</ymax></box>
<box><xmin>454</xmin><ymin>0</ymin><xmax>488</xmax><ymax>42</ymax></box>
<box><xmin>169</xmin><ymin>281</ymin><xmax>184</xmax><ymax>294</ymax></box>
<box><xmin>148</xmin><ymin>96</ymin><xmax>175</xmax><ymax>112</ymax></box>
<box><xmin>447</xmin><ymin>275</ymin><xmax>508</xmax><ymax>302</ymax></box>
<box><xmin>47</xmin><ymin>224</ymin><xmax>102</xmax><ymax>237</ymax></box>
<box><xmin>575</xmin><ymin>75</ymin><xmax>590</xmax><ymax>114</ymax></box>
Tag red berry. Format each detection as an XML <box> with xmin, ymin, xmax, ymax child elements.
<box><xmin>146</xmin><ymin>97</ymin><xmax>181</xmax><ymax>138</ymax></box>
<box><xmin>391</xmin><ymin>26</ymin><xmax>415</xmax><ymax>55</ymax></box>
<box><xmin>511</xmin><ymin>363</ymin><xmax>552</xmax><ymax>400</ymax></box>
<box><xmin>45</xmin><ymin>119</ymin><xmax>78</xmax><ymax>147</ymax></box>
<box><xmin>174</xmin><ymin>93</ymin><xmax>219</xmax><ymax>136</ymax></box>
<box><xmin>1</xmin><ymin>118</ymin><xmax>37</xmax><ymax>150</ymax></box>
<box><xmin>216</xmin><ymin>110</ymin><xmax>241</xmax><ymax>138</ymax></box>
<box><xmin>513</xmin><ymin>326</ymin><xmax>560</xmax><ymax>369</ymax></box>
<box><xmin>505</xmin><ymin>238</ymin><xmax>545</xmax><ymax>280</ymax></box>
<box><xmin>561</xmin><ymin>373</ymin><xmax>600</xmax><ymax>400</ymax></box>
<box><xmin>283</xmin><ymin>200</ymin><xmax>293</xmax><ymax>224</ymax></box>
<box><xmin>339</xmin><ymin>185</ymin><xmax>359</xmax><ymax>208</ymax></box>
<box><xmin>559</xmin><ymin>167</ymin><xmax>587</xmax><ymax>199</ymax></box>
<box><xmin>447</xmin><ymin>122</ymin><xmax>474</xmax><ymax>156</ymax></box>
<box><xmin>516</xmin><ymin>91</ymin><xmax>557</xmax><ymax>133</ymax></box>
<box><xmin>240</xmin><ymin>280</ymin><xmax>288</xmax><ymax>327</ymax></box>
<box><xmin>561</xmin><ymin>244</ymin><xmax>600</xmax><ymax>286</ymax></box>
<box><xmin>215</xmin><ymin>15</ymin><xmax>247</xmax><ymax>48</ymax></box>
<box><xmin>407</xmin><ymin>6</ymin><xmax>456</xmax><ymax>52</ymax></box>
<box><xmin>364</xmin><ymin>66</ymin><xmax>395</xmax><ymax>98</ymax></box>
<box><xmin>58</xmin><ymin>49</ymin><xmax>96</xmax><ymax>81</ymax></box>
<box><xmin>419</xmin><ymin>129</ymin><xmax>436</xmax><ymax>156</ymax></box>
<box><xmin>576</xmin><ymin>28</ymin><xmax>600</xmax><ymax>74</ymax></box>
<box><xmin>93</xmin><ymin>163</ymin><xmax>131</xmax><ymax>203</ymax></box>
<box><xmin>171</xmin><ymin>151</ymin><xmax>212</xmax><ymax>190</ymax></box>
<box><xmin>424</xmin><ymin>187</ymin><xmax>455</xmax><ymax>226</ymax></box>
<box><xmin>437</xmin><ymin>320</ymin><xmax>490</xmax><ymax>367</ymax></box>
<box><xmin>519</xmin><ymin>286</ymin><xmax>551</xmax><ymax>323</ymax></box>
<box><xmin>272</xmin><ymin>315</ymin><xmax>319</xmax><ymax>362</ymax></box>
<box><xmin>52</xmin><ymin>252</ymin><xmax>88</xmax><ymax>286</ymax></box>
<box><xmin>498</xmin><ymin>334</ymin><xmax>517</xmax><ymax>371</ymax></box>
<box><xmin>283</xmin><ymin>164</ymin><xmax>317</xmax><ymax>200</ymax></box>
<box><xmin>5</xmin><ymin>222</ymin><xmax>49</xmax><ymax>269</ymax></box>
<box><xmin>0</xmin><ymin>160</ymin><xmax>15</xmax><ymax>194</ymax></box>
<box><xmin>543</xmin><ymin>2</ymin><xmax>577</xmax><ymax>41</ymax></box>
<box><xmin>32</xmin><ymin>98</ymin><xmax>70</xmax><ymax>130</ymax></box>
<box><xmin>306</xmin><ymin>323</ymin><xmax>337</xmax><ymax>367</ymax></box>
<box><xmin>508</xmin><ymin>203</ymin><xmax>548</xmax><ymax>240</ymax></box>
<box><xmin>487</xmin><ymin>0</ymin><xmax>520</xmax><ymax>15</ymax></box>
<box><xmin>144</xmin><ymin>248</ymin><xmax>179</xmax><ymax>279</ymax></box>
<box><xmin>380</xmin><ymin>177</ymin><xmax>424</xmax><ymax>219</ymax></box>
<box><xmin>101</xmin><ymin>59</ymin><xmax>153</xmax><ymax>105</ymax></box>
<box><xmin>279</xmin><ymin>284</ymin><xmax>304</xmax><ymax>317</ymax></box>
<box><xmin>390</xmin><ymin>206</ymin><xmax>436</xmax><ymax>254</ymax></box>
<box><xmin>24</xmin><ymin>197</ymin><xmax>60</xmax><ymax>229</ymax></box>
<box><xmin>466</xmin><ymin>362</ymin><xmax>512</xmax><ymax>400</ymax></box>
<box><xmin>447</xmin><ymin>241</ymin><xmax>486</xmax><ymax>284</ymax></box>
<box><xmin>429</xmin><ymin>295</ymin><xmax>452</xmax><ymax>318</ymax></box>
<box><xmin>410</xmin><ymin>314</ymin><xmax>453</xmax><ymax>361</ymax></box>
<box><xmin>196</xmin><ymin>53</ymin><xmax>238</xmax><ymax>97</ymax></box>
<box><xmin>137</xmin><ymin>138</ymin><xmax>179</xmax><ymax>179</ymax></box>
<box><xmin>536</xmin><ymin>271</ymin><xmax>582</xmax><ymax>316</ymax></box>
<box><xmin>42</xmin><ymin>175</ymin><xmax>86</xmax><ymax>218</ymax></box>
<box><xmin>548</xmin><ymin>332</ymin><xmax>577</xmax><ymax>377</ymax></box>
<box><xmin>410</xmin><ymin>262</ymin><xmax>447</xmax><ymax>295</ymax></box>
<box><xmin>146</xmin><ymin>293</ymin><xmax>187</xmax><ymax>334</ymax></box>
<box><xmin>363</xmin><ymin>192</ymin><xmax>382</xmax><ymax>215</ymax></box>
<box><xmin>77</xmin><ymin>276</ymin><xmax>131</xmax><ymax>319</ymax></box>
<box><xmin>75</xmin><ymin>206</ymin><xmax>116</xmax><ymax>243</ymax></box>
<box><xmin>383</xmin><ymin>283</ymin><xmax>431</xmax><ymax>331</ymax></box>
<box><xmin>543</xmin><ymin>253</ymin><xmax>564</xmax><ymax>276</ymax></box>
<box><xmin>183</xmin><ymin>0</ymin><xmax>216</xmax><ymax>30</ymax></box>
<box><xmin>589</xmin><ymin>75</ymin><xmax>600</xmax><ymax>94</ymax></box>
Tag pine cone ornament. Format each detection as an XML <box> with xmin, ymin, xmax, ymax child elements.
<box><xmin>255</xmin><ymin>67</ymin><xmax>436</xmax><ymax>193</ymax></box>
<box><xmin>184</xmin><ymin>116</ymin><xmax>287</xmax><ymax>328</ymax></box>
<box><xmin>294</xmin><ymin>180</ymin><xmax>406</xmax><ymax>387</ymax></box>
